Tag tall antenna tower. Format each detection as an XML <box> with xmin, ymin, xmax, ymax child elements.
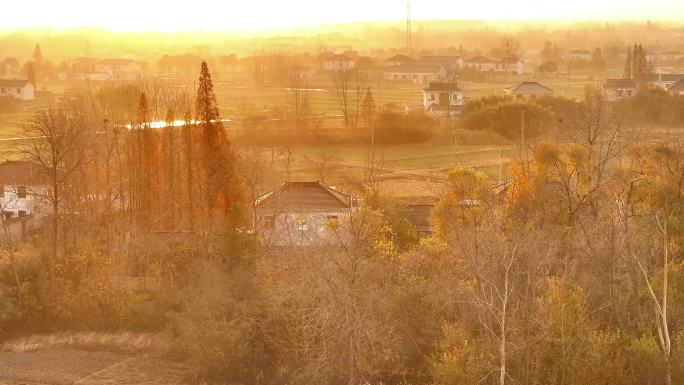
<box><xmin>406</xmin><ymin>0</ymin><xmax>412</xmax><ymax>53</ymax></box>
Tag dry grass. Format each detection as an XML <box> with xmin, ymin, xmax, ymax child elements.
<box><xmin>2</xmin><ymin>332</ymin><xmax>169</xmax><ymax>354</ymax></box>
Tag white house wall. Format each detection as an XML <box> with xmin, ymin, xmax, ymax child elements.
<box><xmin>423</xmin><ymin>91</ymin><xmax>465</xmax><ymax>110</ymax></box>
<box><xmin>0</xmin><ymin>184</ymin><xmax>49</xmax><ymax>218</ymax></box>
<box><xmin>0</xmin><ymin>83</ymin><xmax>34</xmax><ymax>101</ymax></box>
<box><xmin>257</xmin><ymin>210</ymin><xmax>352</xmax><ymax>247</ymax></box>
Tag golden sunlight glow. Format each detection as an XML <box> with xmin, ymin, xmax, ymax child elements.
<box><xmin>3</xmin><ymin>0</ymin><xmax>684</xmax><ymax>32</ymax></box>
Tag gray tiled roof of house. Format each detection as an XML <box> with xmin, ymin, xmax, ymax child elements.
<box><xmin>605</xmin><ymin>78</ymin><xmax>637</xmax><ymax>88</ymax></box>
<box><xmin>424</xmin><ymin>82</ymin><xmax>462</xmax><ymax>92</ymax></box>
<box><xmin>0</xmin><ymin>79</ymin><xmax>30</xmax><ymax>87</ymax></box>
<box><xmin>256</xmin><ymin>182</ymin><xmax>351</xmax><ymax>211</ymax></box>
<box><xmin>505</xmin><ymin>81</ymin><xmax>553</xmax><ymax>94</ymax></box>
<box><xmin>0</xmin><ymin>161</ymin><xmax>49</xmax><ymax>185</ymax></box>
<box><xmin>668</xmin><ymin>79</ymin><xmax>684</xmax><ymax>92</ymax></box>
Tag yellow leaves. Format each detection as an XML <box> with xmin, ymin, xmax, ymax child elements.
<box><xmin>372</xmin><ymin>239</ymin><xmax>398</xmax><ymax>259</ymax></box>
<box><xmin>418</xmin><ymin>236</ymin><xmax>449</xmax><ymax>254</ymax></box>
<box><xmin>445</xmin><ymin>167</ymin><xmax>491</xmax><ymax>201</ymax></box>
<box><xmin>507</xmin><ymin>160</ymin><xmax>535</xmax><ymax>205</ymax></box>
<box><xmin>538</xmin><ymin>277</ymin><xmax>590</xmax><ymax>336</ymax></box>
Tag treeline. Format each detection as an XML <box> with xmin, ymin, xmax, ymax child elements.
<box><xmin>462</xmin><ymin>90</ymin><xmax>684</xmax><ymax>140</ymax></box>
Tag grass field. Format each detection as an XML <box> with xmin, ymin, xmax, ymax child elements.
<box><xmin>283</xmin><ymin>142</ymin><xmax>515</xmax><ymax>198</ymax></box>
<box><xmin>0</xmin><ymin>74</ymin><xmax>590</xmax><ymax>199</ymax></box>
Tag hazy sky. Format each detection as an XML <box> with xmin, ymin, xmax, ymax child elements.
<box><xmin>4</xmin><ymin>0</ymin><xmax>684</xmax><ymax>32</ymax></box>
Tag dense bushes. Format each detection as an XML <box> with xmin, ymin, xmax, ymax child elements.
<box><xmin>0</xmin><ymin>247</ymin><xmax>178</xmax><ymax>337</ymax></box>
<box><xmin>462</xmin><ymin>95</ymin><xmax>556</xmax><ymax>139</ymax></box>
<box><xmin>375</xmin><ymin>110</ymin><xmax>436</xmax><ymax>144</ymax></box>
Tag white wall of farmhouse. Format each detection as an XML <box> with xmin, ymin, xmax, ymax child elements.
<box><xmin>0</xmin><ymin>184</ymin><xmax>49</xmax><ymax>219</ymax></box>
<box><xmin>256</xmin><ymin>209</ymin><xmax>352</xmax><ymax>247</ymax></box>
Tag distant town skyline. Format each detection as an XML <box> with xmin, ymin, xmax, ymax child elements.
<box><xmin>3</xmin><ymin>0</ymin><xmax>684</xmax><ymax>32</ymax></box>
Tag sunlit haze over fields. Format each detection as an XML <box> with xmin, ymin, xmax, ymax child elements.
<box><xmin>3</xmin><ymin>0</ymin><xmax>684</xmax><ymax>31</ymax></box>
<box><xmin>3</xmin><ymin>0</ymin><xmax>684</xmax><ymax>384</ymax></box>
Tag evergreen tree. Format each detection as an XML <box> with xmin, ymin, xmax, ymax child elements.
<box><xmin>33</xmin><ymin>43</ymin><xmax>42</xmax><ymax>64</ymax></box>
<box><xmin>631</xmin><ymin>44</ymin><xmax>650</xmax><ymax>91</ymax></box>
<box><xmin>195</xmin><ymin>61</ymin><xmax>239</xmax><ymax>223</ymax></box>
<box><xmin>624</xmin><ymin>45</ymin><xmax>632</xmax><ymax>79</ymax></box>
<box><xmin>361</xmin><ymin>87</ymin><xmax>376</xmax><ymax>130</ymax></box>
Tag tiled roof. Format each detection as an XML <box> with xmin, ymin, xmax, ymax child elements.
<box><xmin>605</xmin><ymin>78</ymin><xmax>637</xmax><ymax>88</ymax></box>
<box><xmin>466</xmin><ymin>56</ymin><xmax>494</xmax><ymax>63</ymax></box>
<box><xmin>419</xmin><ymin>55</ymin><xmax>462</xmax><ymax>63</ymax></box>
<box><xmin>669</xmin><ymin>79</ymin><xmax>684</xmax><ymax>92</ymax></box>
<box><xmin>383</xmin><ymin>64</ymin><xmax>444</xmax><ymax>73</ymax></box>
<box><xmin>386</xmin><ymin>55</ymin><xmax>415</xmax><ymax>62</ymax></box>
<box><xmin>505</xmin><ymin>81</ymin><xmax>553</xmax><ymax>94</ymax></box>
<box><xmin>256</xmin><ymin>182</ymin><xmax>351</xmax><ymax>211</ymax></box>
<box><xmin>0</xmin><ymin>79</ymin><xmax>30</xmax><ymax>87</ymax></box>
<box><xmin>648</xmin><ymin>73</ymin><xmax>684</xmax><ymax>82</ymax></box>
<box><xmin>0</xmin><ymin>161</ymin><xmax>49</xmax><ymax>185</ymax></box>
<box><xmin>424</xmin><ymin>82</ymin><xmax>462</xmax><ymax>92</ymax></box>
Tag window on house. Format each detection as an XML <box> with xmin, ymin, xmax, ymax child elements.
<box><xmin>617</xmin><ymin>89</ymin><xmax>624</xmax><ymax>97</ymax></box>
<box><xmin>326</xmin><ymin>215</ymin><xmax>339</xmax><ymax>229</ymax></box>
<box><xmin>263</xmin><ymin>216</ymin><xmax>275</xmax><ymax>230</ymax></box>
<box><xmin>296</xmin><ymin>217</ymin><xmax>308</xmax><ymax>232</ymax></box>
<box><xmin>626</xmin><ymin>90</ymin><xmax>633</xmax><ymax>97</ymax></box>
<box><xmin>18</xmin><ymin>210</ymin><xmax>26</xmax><ymax>217</ymax></box>
<box><xmin>17</xmin><ymin>186</ymin><xmax>27</xmax><ymax>198</ymax></box>
<box><xmin>430</xmin><ymin>93</ymin><xmax>436</xmax><ymax>100</ymax></box>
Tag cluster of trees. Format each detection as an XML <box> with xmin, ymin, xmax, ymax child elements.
<box><xmin>0</xmin><ymin>62</ymin><xmax>251</xmax><ymax>333</ymax></box>
<box><xmin>462</xmin><ymin>88</ymin><xmax>684</xmax><ymax>141</ymax></box>
<box><xmin>624</xmin><ymin>43</ymin><xmax>651</xmax><ymax>90</ymax></box>
<box><xmin>461</xmin><ymin>95</ymin><xmax>558</xmax><ymax>140</ymax></box>
<box><xmin>1</xmin><ymin>61</ymin><xmax>684</xmax><ymax>385</ymax></box>
<box><xmin>538</xmin><ymin>42</ymin><xmax>611</xmax><ymax>77</ymax></box>
<box><xmin>173</xmin><ymin>91</ymin><xmax>684</xmax><ymax>385</ymax></box>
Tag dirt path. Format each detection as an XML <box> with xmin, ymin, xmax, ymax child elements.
<box><xmin>73</xmin><ymin>354</ymin><xmax>189</xmax><ymax>385</ymax></box>
<box><xmin>0</xmin><ymin>348</ymin><xmax>128</xmax><ymax>385</ymax></box>
<box><xmin>0</xmin><ymin>349</ymin><xmax>189</xmax><ymax>385</ymax></box>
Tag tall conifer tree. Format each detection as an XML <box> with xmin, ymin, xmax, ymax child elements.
<box><xmin>195</xmin><ymin>61</ymin><xmax>239</xmax><ymax>222</ymax></box>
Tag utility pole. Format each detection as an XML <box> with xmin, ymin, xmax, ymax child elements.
<box><xmin>521</xmin><ymin>109</ymin><xmax>525</xmax><ymax>146</ymax></box>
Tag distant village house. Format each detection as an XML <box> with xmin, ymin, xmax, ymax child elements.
<box><xmin>383</xmin><ymin>64</ymin><xmax>447</xmax><ymax>83</ymax></box>
<box><xmin>66</xmin><ymin>57</ymin><xmax>142</xmax><ymax>81</ymax></box>
<box><xmin>422</xmin><ymin>82</ymin><xmax>465</xmax><ymax>116</ymax></box>
<box><xmin>464</xmin><ymin>56</ymin><xmax>525</xmax><ymax>75</ymax></box>
<box><xmin>0</xmin><ymin>161</ymin><xmax>49</xmax><ymax>239</ymax></box>
<box><xmin>603</xmin><ymin>79</ymin><xmax>637</xmax><ymax>101</ymax></box>
<box><xmin>0</xmin><ymin>79</ymin><xmax>35</xmax><ymax>101</ymax></box>
<box><xmin>567</xmin><ymin>49</ymin><xmax>593</xmax><ymax>61</ymax></box>
<box><xmin>321</xmin><ymin>54</ymin><xmax>356</xmax><ymax>72</ymax></box>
